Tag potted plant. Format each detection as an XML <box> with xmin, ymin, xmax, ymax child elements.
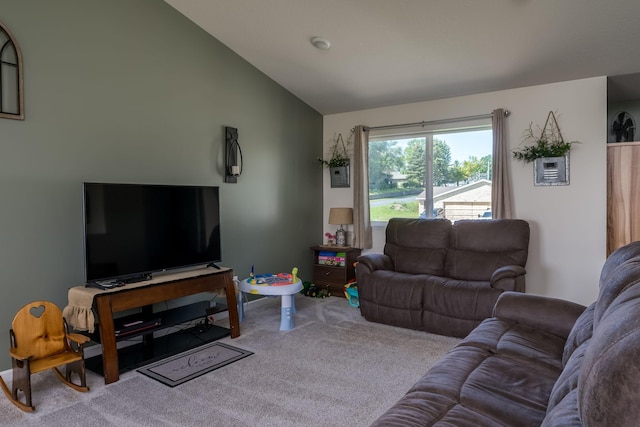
<box><xmin>512</xmin><ymin>111</ymin><xmax>577</xmax><ymax>186</ymax></box>
<box><xmin>324</xmin><ymin>232</ymin><xmax>336</xmax><ymax>246</ymax></box>
<box><xmin>318</xmin><ymin>133</ymin><xmax>350</xmax><ymax>187</ymax></box>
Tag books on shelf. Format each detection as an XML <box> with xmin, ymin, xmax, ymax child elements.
<box><xmin>318</xmin><ymin>251</ymin><xmax>346</xmax><ymax>266</ymax></box>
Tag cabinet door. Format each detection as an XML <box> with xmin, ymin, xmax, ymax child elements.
<box><xmin>313</xmin><ymin>266</ymin><xmax>346</xmax><ymax>287</ymax></box>
<box><xmin>607</xmin><ymin>144</ymin><xmax>640</xmax><ymax>255</ymax></box>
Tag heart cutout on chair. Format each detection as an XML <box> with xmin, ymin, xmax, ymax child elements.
<box><xmin>30</xmin><ymin>305</ymin><xmax>45</xmax><ymax>318</ymax></box>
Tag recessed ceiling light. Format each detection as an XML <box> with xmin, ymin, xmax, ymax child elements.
<box><xmin>310</xmin><ymin>37</ymin><xmax>331</xmax><ymax>50</ymax></box>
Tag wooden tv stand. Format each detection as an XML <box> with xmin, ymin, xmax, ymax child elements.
<box><xmin>92</xmin><ymin>267</ymin><xmax>239</xmax><ymax>384</ymax></box>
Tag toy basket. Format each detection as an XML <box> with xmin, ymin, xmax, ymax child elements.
<box><xmin>344</xmin><ymin>282</ymin><xmax>359</xmax><ymax>307</ymax></box>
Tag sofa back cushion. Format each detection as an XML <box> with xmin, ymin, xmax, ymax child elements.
<box><xmin>562</xmin><ymin>303</ymin><xmax>594</xmax><ymax>367</ymax></box>
<box><xmin>577</xmin><ymin>255</ymin><xmax>640</xmax><ymax>426</ymax></box>
<box><xmin>598</xmin><ymin>240</ymin><xmax>640</xmax><ymax>285</ymax></box>
<box><xmin>544</xmin><ymin>245</ymin><xmax>640</xmax><ymax>426</ymax></box>
<box><xmin>445</xmin><ymin>219</ymin><xmax>530</xmax><ymax>281</ymax></box>
<box><xmin>384</xmin><ymin>218</ymin><xmax>452</xmax><ymax>275</ymax></box>
<box><xmin>594</xmin><ymin>243</ymin><xmax>640</xmax><ymax>326</ymax></box>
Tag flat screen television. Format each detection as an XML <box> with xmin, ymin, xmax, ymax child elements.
<box><xmin>83</xmin><ymin>183</ymin><xmax>221</xmax><ymax>284</ymax></box>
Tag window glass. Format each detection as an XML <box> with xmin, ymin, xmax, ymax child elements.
<box><xmin>369</xmin><ymin>128</ymin><xmax>492</xmax><ymax>223</ymax></box>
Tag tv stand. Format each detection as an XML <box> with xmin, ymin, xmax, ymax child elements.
<box><xmin>207</xmin><ymin>262</ymin><xmax>221</xmax><ymax>269</ymax></box>
<box><xmin>121</xmin><ymin>273</ymin><xmax>152</xmax><ymax>284</ymax></box>
<box><xmin>89</xmin><ymin>267</ymin><xmax>239</xmax><ymax>384</ymax></box>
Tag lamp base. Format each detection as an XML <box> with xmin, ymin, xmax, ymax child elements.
<box><xmin>335</xmin><ymin>228</ymin><xmax>346</xmax><ymax>246</ymax></box>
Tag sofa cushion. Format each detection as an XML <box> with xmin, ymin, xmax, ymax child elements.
<box><xmin>541</xmin><ymin>389</ymin><xmax>581</xmax><ymax>427</ymax></box>
<box><xmin>462</xmin><ymin>318</ymin><xmax>565</xmax><ymax>372</ymax></box>
<box><xmin>421</xmin><ymin>276</ymin><xmax>498</xmax><ymax>323</ymax></box>
<box><xmin>578</xmin><ymin>271</ymin><xmax>640</xmax><ymax>426</ymax></box>
<box><xmin>384</xmin><ymin>218</ymin><xmax>451</xmax><ymax>275</ymax></box>
<box><xmin>358</xmin><ymin>270</ymin><xmax>425</xmax><ymax>331</ymax></box>
<box><xmin>561</xmin><ymin>303</ymin><xmax>594</xmax><ymax>366</ymax></box>
<box><xmin>546</xmin><ymin>339</ymin><xmax>589</xmax><ymax>416</ymax></box>
<box><xmin>445</xmin><ymin>219</ymin><xmax>529</xmax><ymax>281</ymax></box>
<box><xmin>598</xmin><ymin>240</ymin><xmax>640</xmax><ymax>283</ymax></box>
<box><xmin>373</xmin><ymin>337</ymin><xmax>560</xmax><ymax>427</ymax></box>
<box><xmin>593</xmin><ymin>257</ymin><xmax>640</xmax><ymax>326</ymax></box>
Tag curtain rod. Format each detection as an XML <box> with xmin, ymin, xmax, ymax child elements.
<box><xmin>355</xmin><ymin>109</ymin><xmax>510</xmax><ymax>132</ymax></box>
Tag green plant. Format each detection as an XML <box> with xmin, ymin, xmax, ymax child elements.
<box><xmin>317</xmin><ymin>154</ymin><xmax>349</xmax><ymax>168</ymax></box>
<box><xmin>512</xmin><ymin>112</ymin><xmax>577</xmax><ymax>163</ymax></box>
<box><xmin>318</xmin><ymin>133</ymin><xmax>350</xmax><ymax>168</ymax></box>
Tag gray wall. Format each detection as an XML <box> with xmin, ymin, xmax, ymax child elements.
<box><xmin>0</xmin><ymin>0</ymin><xmax>322</xmax><ymax>369</ymax></box>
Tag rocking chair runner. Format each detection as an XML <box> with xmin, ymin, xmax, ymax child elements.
<box><xmin>0</xmin><ymin>301</ymin><xmax>90</xmax><ymax>412</ymax></box>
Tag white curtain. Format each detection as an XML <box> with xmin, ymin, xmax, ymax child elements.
<box><xmin>491</xmin><ymin>108</ymin><xmax>514</xmax><ymax>218</ymax></box>
<box><xmin>352</xmin><ymin>125</ymin><xmax>372</xmax><ymax>249</ymax></box>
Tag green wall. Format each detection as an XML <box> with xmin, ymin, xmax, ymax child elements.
<box><xmin>0</xmin><ymin>0</ymin><xmax>322</xmax><ymax>370</ymax></box>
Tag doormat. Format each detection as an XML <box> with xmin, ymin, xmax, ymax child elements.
<box><xmin>137</xmin><ymin>342</ymin><xmax>253</xmax><ymax>387</ymax></box>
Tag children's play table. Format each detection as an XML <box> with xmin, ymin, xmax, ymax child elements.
<box><xmin>238</xmin><ymin>275</ymin><xmax>303</xmax><ymax>330</ymax></box>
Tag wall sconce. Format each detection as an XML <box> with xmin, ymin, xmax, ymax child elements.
<box><xmin>225</xmin><ymin>126</ymin><xmax>243</xmax><ymax>183</ymax></box>
<box><xmin>328</xmin><ymin>207</ymin><xmax>354</xmax><ymax>247</ymax></box>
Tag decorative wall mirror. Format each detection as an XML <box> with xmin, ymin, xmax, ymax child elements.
<box><xmin>0</xmin><ymin>20</ymin><xmax>24</xmax><ymax>120</ymax></box>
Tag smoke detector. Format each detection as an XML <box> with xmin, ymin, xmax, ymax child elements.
<box><xmin>310</xmin><ymin>37</ymin><xmax>331</xmax><ymax>50</ymax></box>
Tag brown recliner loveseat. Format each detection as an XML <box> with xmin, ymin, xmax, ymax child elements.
<box><xmin>357</xmin><ymin>218</ymin><xmax>530</xmax><ymax>337</ymax></box>
<box><xmin>370</xmin><ymin>241</ymin><xmax>640</xmax><ymax>426</ymax></box>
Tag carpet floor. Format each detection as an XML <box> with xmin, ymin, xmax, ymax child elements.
<box><xmin>0</xmin><ymin>296</ymin><xmax>460</xmax><ymax>426</ymax></box>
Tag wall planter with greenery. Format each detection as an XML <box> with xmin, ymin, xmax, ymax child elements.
<box><xmin>318</xmin><ymin>133</ymin><xmax>350</xmax><ymax>188</ymax></box>
<box><xmin>512</xmin><ymin>111</ymin><xmax>577</xmax><ymax>186</ymax></box>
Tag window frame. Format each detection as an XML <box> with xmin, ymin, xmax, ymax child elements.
<box><xmin>0</xmin><ymin>20</ymin><xmax>25</xmax><ymax>120</ymax></box>
<box><xmin>368</xmin><ymin>122</ymin><xmax>493</xmax><ymax>227</ymax></box>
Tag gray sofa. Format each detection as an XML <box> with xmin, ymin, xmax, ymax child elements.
<box><xmin>357</xmin><ymin>218</ymin><xmax>530</xmax><ymax>337</ymax></box>
<box><xmin>370</xmin><ymin>241</ymin><xmax>640</xmax><ymax>426</ymax></box>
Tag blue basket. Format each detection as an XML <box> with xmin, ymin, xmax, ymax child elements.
<box><xmin>344</xmin><ymin>283</ymin><xmax>359</xmax><ymax>307</ymax></box>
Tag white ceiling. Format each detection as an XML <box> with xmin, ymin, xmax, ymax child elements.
<box><xmin>165</xmin><ymin>0</ymin><xmax>640</xmax><ymax>115</ymax></box>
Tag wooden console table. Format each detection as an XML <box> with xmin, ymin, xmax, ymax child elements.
<box><xmin>89</xmin><ymin>268</ymin><xmax>239</xmax><ymax>384</ymax></box>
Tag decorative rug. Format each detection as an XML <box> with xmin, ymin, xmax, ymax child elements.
<box><xmin>137</xmin><ymin>342</ymin><xmax>253</xmax><ymax>387</ymax></box>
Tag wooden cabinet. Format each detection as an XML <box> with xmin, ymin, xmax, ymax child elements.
<box><xmin>607</xmin><ymin>142</ymin><xmax>640</xmax><ymax>255</ymax></box>
<box><xmin>311</xmin><ymin>246</ymin><xmax>361</xmax><ymax>297</ymax></box>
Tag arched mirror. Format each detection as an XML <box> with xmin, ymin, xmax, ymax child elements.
<box><xmin>0</xmin><ymin>21</ymin><xmax>24</xmax><ymax>120</ymax></box>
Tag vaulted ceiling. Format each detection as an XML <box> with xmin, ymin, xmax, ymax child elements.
<box><xmin>165</xmin><ymin>0</ymin><xmax>640</xmax><ymax>114</ymax></box>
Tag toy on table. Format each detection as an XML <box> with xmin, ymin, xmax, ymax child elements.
<box><xmin>247</xmin><ymin>267</ymin><xmax>299</xmax><ymax>286</ymax></box>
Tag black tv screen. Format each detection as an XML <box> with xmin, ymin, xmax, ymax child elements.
<box><xmin>83</xmin><ymin>183</ymin><xmax>221</xmax><ymax>283</ymax></box>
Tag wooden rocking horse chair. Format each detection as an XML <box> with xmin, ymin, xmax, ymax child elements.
<box><xmin>0</xmin><ymin>301</ymin><xmax>90</xmax><ymax>412</ymax></box>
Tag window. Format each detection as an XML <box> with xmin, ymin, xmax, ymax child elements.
<box><xmin>368</xmin><ymin>127</ymin><xmax>492</xmax><ymax>223</ymax></box>
<box><xmin>0</xmin><ymin>20</ymin><xmax>24</xmax><ymax>120</ymax></box>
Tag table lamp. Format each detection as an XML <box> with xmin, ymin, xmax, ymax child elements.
<box><xmin>329</xmin><ymin>207</ymin><xmax>353</xmax><ymax>247</ymax></box>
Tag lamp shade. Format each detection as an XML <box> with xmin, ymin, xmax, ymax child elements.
<box><xmin>329</xmin><ymin>207</ymin><xmax>353</xmax><ymax>225</ymax></box>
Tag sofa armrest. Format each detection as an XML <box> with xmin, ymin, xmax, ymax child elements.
<box><xmin>490</xmin><ymin>265</ymin><xmax>526</xmax><ymax>291</ymax></box>
<box><xmin>357</xmin><ymin>253</ymin><xmax>394</xmax><ymax>273</ymax></box>
<box><xmin>493</xmin><ymin>292</ymin><xmax>586</xmax><ymax>339</ymax></box>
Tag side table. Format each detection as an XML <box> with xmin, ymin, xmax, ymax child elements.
<box><xmin>311</xmin><ymin>246</ymin><xmax>361</xmax><ymax>297</ymax></box>
<box><xmin>238</xmin><ymin>278</ymin><xmax>303</xmax><ymax>330</ymax></box>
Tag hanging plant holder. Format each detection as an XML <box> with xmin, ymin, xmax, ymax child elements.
<box><xmin>513</xmin><ymin>111</ymin><xmax>576</xmax><ymax>186</ymax></box>
<box><xmin>534</xmin><ymin>156</ymin><xmax>569</xmax><ymax>186</ymax></box>
<box><xmin>534</xmin><ymin>112</ymin><xmax>569</xmax><ymax>186</ymax></box>
<box><xmin>330</xmin><ymin>164</ymin><xmax>350</xmax><ymax>188</ymax></box>
<box><xmin>319</xmin><ymin>133</ymin><xmax>351</xmax><ymax>188</ymax></box>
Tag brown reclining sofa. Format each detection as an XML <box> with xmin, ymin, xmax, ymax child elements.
<box><xmin>357</xmin><ymin>218</ymin><xmax>530</xmax><ymax>337</ymax></box>
<box><xmin>370</xmin><ymin>241</ymin><xmax>640</xmax><ymax>426</ymax></box>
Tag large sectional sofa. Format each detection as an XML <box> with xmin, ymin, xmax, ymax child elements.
<box><xmin>370</xmin><ymin>241</ymin><xmax>640</xmax><ymax>426</ymax></box>
<box><xmin>357</xmin><ymin>218</ymin><xmax>530</xmax><ymax>337</ymax></box>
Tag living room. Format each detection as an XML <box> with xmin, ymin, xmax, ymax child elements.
<box><xmin>2</xmin><ymin>0</ymin><xmax>640</xmax><ymax>424</ymax></box>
